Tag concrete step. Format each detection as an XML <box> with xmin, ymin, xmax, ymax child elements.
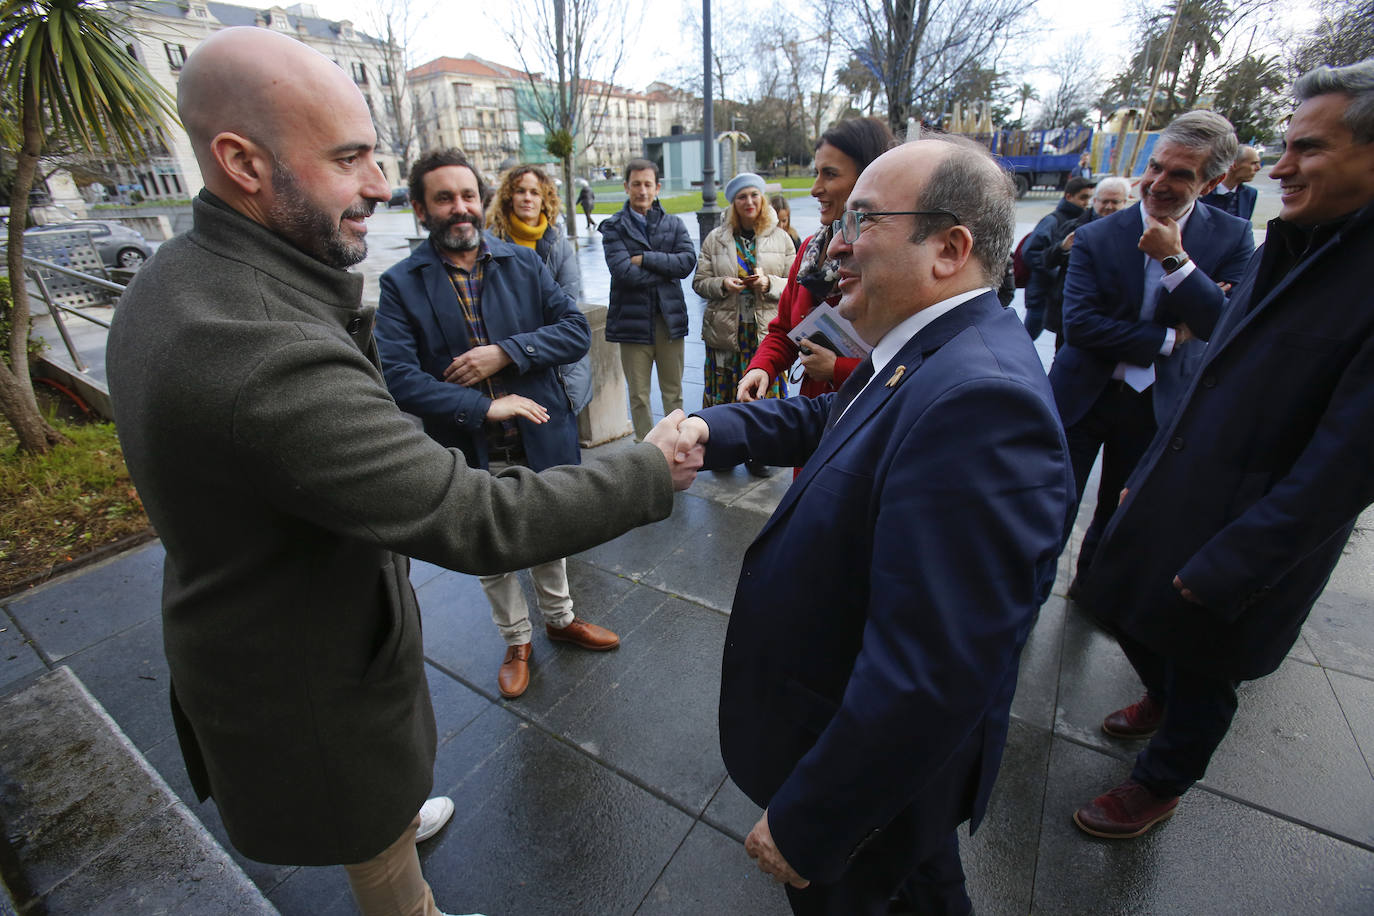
<box><xmin>0</xmin><ymin>666</ymin><xmax>275</xmax><ymax>915</ymax></box>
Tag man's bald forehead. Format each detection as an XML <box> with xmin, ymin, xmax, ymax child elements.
<box><xmin>179</xmin><ymin>27</ymin><xmax>356</xmax><ymax>154</ymax></box>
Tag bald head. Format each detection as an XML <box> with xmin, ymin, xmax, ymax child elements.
<box><xmin>175</xmin><ymin>28</ymin><xmax>388</xmax><ymax>267</ymax></box>
<box><xmin>904</xmin><ymin>136</ymin><xmax>1017</xmax><ymax>288</ymax></box>
<box><xmin>180</xmin><ymin>27</ymin><xmax>369</xmax><ymax>183</ymax></box>
<box><xmin>1226</xmin><ymin>144</ymin><xmax>1262</xmax><ymax>187</ymax></box>
<box><xmin>829</xmin><ymin>138</ymin><xmax>1016</xmax><ymax>343</ymax></box>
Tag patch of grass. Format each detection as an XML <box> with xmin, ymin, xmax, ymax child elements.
<box><xmin>591</xmin><ymin>193</ymin><xmax>719</xmax><ymax>216</ymax></box>
<box><xmin>0</xmin><ymin>416</ymin><xmax>151</xmax><ymax>596</ymax></box>
<box><xmin>591</xmin><ymin>180</ymin><xmax>813</xmax><ymax>217</ymax></box>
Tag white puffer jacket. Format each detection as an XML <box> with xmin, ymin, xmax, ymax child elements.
<box><xmin>693</xmin><ymin>206</ymin><xmax>796</xmax><ymax>352</ymax></box>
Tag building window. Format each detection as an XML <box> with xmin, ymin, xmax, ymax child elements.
<box><xmin>164</xmin><ymin>43</ymin><xmax>188</xmax><ymax>70</ymax></box>
<box><xmin>351</xmin><ymin>62</ymin><xmax>368</xmax><ymax>84</ymax></box>
<box><xmin>378</xmin><ymin>66</ymin><xmax>393</xmax><ymax>87</ymax></box>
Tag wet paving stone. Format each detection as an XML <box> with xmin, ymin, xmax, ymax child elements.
<box><xmin>5</xmin><ymin>541</ymin><xmax>164</xmax><ymax>662</ymax></box>
<box><xmin>1032</xmin><ymin>737</ymin><xmax>1374</xmax><ymax>915</ymax></box>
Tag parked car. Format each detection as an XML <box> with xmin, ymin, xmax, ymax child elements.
<box><xmin>24</xmin><ymin>220</ymin><xmax>153</xmax><ymax>269</ymax></box>
<box><xmin>388</xmin><ymin>187</ymin><xmax>410</xmax><ymax>207</ymax></box>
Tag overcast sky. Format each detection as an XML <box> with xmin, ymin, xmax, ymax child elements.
<box><xmin>322</xmin><ymin>0</ymin><xmax>1322</xmax><ymax>117</ymax></box>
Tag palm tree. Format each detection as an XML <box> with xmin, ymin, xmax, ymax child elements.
<box><xmin>0</xmin><ymin>0</ymin><xmax>176</xmax><ymax>453</ymax></box>
<box><xmin>1015</xmin><ymin>81</ymin><xmax>1038</xmax><ymax>125</ymax></box>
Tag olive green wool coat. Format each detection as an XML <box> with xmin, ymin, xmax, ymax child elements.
<box><xmin>107</xmin><ymin>192</ymin><xmax>672</xmax><ymax>865</ymax></box>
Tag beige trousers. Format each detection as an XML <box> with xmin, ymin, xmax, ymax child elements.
<box><xmin>343</xmin><ymin>815</ymin><xmax>439</xmax><ymax>916</ymax></box>
<box><xmin>618</xmin><ymin>311</ymin><xmax>684</xmax><ymax>441</ymax></box>
<box><xmin>480</xmin><ymin>558</ymin><xmax>575</xmax><ymax>645</ymax></box>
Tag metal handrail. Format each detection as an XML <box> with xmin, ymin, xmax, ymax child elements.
<box><xmin>3</xmin><ymin>252</ymin><xmax>127</xmax><ymax>371</ymax></box>
<box><xmin>21</xmin><ymin>254</ymin><xmax>128</xmax><ymax>294</ymax></box>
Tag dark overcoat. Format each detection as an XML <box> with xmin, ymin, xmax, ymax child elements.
<box><xmin>700</xmin><ymin>293</ymin><xmax>1073</xmax><ymax>884</ymax></box>
<box><xmin>1084</xmin><ymin>202</ymin><xmax>1374</xmax><ymax>680</ymax></box>
<box><xmin>106</xmin><ymin>192</ymin><xmax>672</xmax><ymax>865</ymax></box>
<box><xmin>374</xmin><ymin>234</ymin><xmax>587</xmax><ymax>471</ymax></box>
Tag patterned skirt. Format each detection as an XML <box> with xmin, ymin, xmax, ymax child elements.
<box><xmin>703</xmin><ymin>317</ymin><xmax>787</xmax><ymax>407</ymax></box>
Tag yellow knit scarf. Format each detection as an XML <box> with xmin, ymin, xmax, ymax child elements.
<box><xmin>506</xmin><ymin>213</ymin><xmax>549</xmax><ymax>249</ymax></box>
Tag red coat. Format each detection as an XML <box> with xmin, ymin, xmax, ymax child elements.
<box><xmin>747</xmin><ymin>235</ymin><xmax>859</xmax><ymax>399</ymax></box>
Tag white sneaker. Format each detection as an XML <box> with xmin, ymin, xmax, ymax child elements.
<box><xmin>415</xmin><ymin>796</ymin><xmax>454</xmax><ymax>843</ymax></box>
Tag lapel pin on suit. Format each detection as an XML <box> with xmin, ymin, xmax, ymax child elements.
<box><xmin>885</xmin><ymin>365</ymin><xmax>907</xmax><ymax>388</ymax></box>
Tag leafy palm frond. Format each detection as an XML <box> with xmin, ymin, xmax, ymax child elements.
<box><xmin>0</xmin><ymin>0</ymin><xmax>178</xmax><ymax>454</ymax></box>
<box><xmin>0</xmin><ymin>0</ymin><xmax>178</xmax><ymax>157</ymax></box>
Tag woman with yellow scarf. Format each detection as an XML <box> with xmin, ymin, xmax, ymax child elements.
<box><xmin>487</xmin><ymin>164</ymin><xmax>590</xmax><ymax>414</ymax></box>
<box><xmin>487</xmin><ymin>165</ymin><xmax>582</xmax><ymax>301</ymax></box>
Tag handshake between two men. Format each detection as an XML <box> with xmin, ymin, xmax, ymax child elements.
<box><xmin>642</xmin><ymin>410</ymin><xmax>711</xmax><ymax>490</ymax></box>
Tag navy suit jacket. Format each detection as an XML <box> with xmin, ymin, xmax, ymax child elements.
<box><xmin>375</xmin><ymin>234</ymin><xmax>589</xmax><ymax>471</ymax></box>
<box><xmin>1200</xmin><ymin>183</ymin><xmax>1258</xmax><ymax>221</ymax></box>
<box><xmin>700</xmin><ymin>293</ymin><xmax>1073</xmax><ymax>883</ymax></box>
<box><xmin>1085</xmin><ymin>201</ymin><xmax>1374</xmax><ymax>680</ymax></box>
<box><xmin>1049</xmin><ymin>202</ymin><xmax>1253</xmax><ymax>427</ymax></box>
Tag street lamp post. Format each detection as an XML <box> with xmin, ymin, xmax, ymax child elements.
<box><xmin>697</xmin><ymin>0</ymin><xmax>721</xmax><ymax>240</ymax></box>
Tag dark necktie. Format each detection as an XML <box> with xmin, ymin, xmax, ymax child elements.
<box><xmin>825</xmin><ymin>356</ymin><xmax>875</xmax><ymax>432</ymax></box>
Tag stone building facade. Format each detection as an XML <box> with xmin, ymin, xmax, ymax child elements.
<box><xmin>102</xmin><ymin>1</ymin><xmax>405</xmax><ymax>200</ymax></box>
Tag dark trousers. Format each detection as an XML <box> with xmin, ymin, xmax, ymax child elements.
<box><xmin>1064</xmin><ymin>382</ymin><xmax>1157</xmax><ymax>577</ymax></box>
<box><xmin>1116</xmin><ymin>631</ymin><xmax>1241</xmax><ymax>797</ymax></box>
<box><xmin>783</xmin><ymin>830</ymin><xmax>971</xmax><ymax>916</ymax></box>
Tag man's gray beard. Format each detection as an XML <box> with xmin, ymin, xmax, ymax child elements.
<box><xmin>268</xmin><ymin>158</ymin><xmax>370</xmax><ymax>269</ymax></box>
<box><xmin>426</xmin><ymin>215</ymin><xmax>480</xmax><ymax>253</ymax></box>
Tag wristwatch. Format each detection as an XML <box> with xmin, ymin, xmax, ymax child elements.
<box><xmin>1161</xmin><ymin>252</ymin><xmax>1190</xmax><ymax>274</ymax></box>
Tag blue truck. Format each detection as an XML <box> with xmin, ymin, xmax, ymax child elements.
<box><xmin>961</xmin><ymin>126</ymin><xmax>1094</xmax><ymax>198</ymax></box>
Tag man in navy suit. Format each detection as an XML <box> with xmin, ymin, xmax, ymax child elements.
<box><xmin>376</xmin><ymin>149</ymin><xmax>622</xmax><ymax>701</ymax></box>
<box><xmin>1199</xmin><ymin>144</ymin><xmax>1261</xmax><ymax>220</ymax></box>
<box><xmin>670</xmin><ymin>137</ymin><xmax>1073</xmax><ymax>915</ymax></box>
<box><xmin>1049</xmin><ymin>111</ymin><xmax>1254</xmax><ymax>595</ymax></box>
<box><xmin>1074</xmin><ymin>59</ymin><xmax>1374</xmax><ymax>839</ymax></box>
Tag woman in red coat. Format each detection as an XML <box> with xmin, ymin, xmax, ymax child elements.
<box><xmin>738</xmin><ymin>117</ymin><xmax>896</xmax><ymax>408</ymax></box>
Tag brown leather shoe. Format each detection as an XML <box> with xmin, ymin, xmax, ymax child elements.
<box><xmin>546</xmin><ymin>617</ymin><xmax>620</xmax><ymax>651</ymax></box>
<box><xmin>1102</xmin><ymin>693</ymin><xmax>1165</xmax><ymax>738</ymax></box>
<box><xmin>498</xmin><ymin>643</ymin><xmax>533</xmax><ymax>698</ymax></box>
<box><xmin>1073</xmin><ymin>779</ymin><xmax>1179</xmax><ymax>839</ymax></box>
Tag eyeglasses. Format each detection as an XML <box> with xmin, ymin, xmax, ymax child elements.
<box><xmin>832</xmin><ymin>208</ymin><xmax>961</xmax><ymax>245</ymax></box>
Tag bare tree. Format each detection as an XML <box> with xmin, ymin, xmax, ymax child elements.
<box><xmin>840</xmin><ymin>0</ymin><xmax>1033</xmax><ymax>135</ymax></box>
<box><xmin>497</xmin><ymin>0</ymin><xmax>630</xmax><ymax>236</ymax></box>
<box><xmin>803</xmin><ymin>0</ymin><xmax>845</xmax><ymax>139</ymax></box>
<box><xmin>1036</xmin><ymin>41</ymin><xmax>1102</xmax><ymax>129</ymax></box>
<box><xmin>1291</xmin><ymin>0</ymin><xmax>1374</xmax><ymax>71</ymax></box>
<box><xmin>363</xmin><ymin>0</ymin><xmax>433</xmax><ymax>181</ymax></box>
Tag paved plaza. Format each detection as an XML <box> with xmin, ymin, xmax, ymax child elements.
<box><xmin>4</xmin><ymin>177</ymin><xmax>1372</xmax><ymax>913</ymax></box>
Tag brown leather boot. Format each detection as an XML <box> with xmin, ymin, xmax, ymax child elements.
<box><xmin>498</xmin><ymin>643</ymin><xmax>533</xmax><ymax>698</ymax></box>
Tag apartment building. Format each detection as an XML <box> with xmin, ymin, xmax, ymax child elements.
<box><xmin>102</xmin><ymin>1</ymin><xmax>404</xmax><ymax>199</ymax></box>
<box><xmin>407</xmin><ymin>57</ymin><xmax>530</xmax><ymax>178</ymax></box>
<box><xmin>407</xmin><ymin>55</ymin><xmax>664</xmax><ymax>180</ymax></box>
